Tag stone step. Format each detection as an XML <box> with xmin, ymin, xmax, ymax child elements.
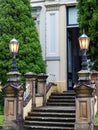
<box><xmin>25</xmin><ymin>116</ymin><xmax>75</xmax><ymax>122</ymax></box>
<box><xmin>46</xmin><ymin>102</ymin><xmax>75</xmax><ymax>106</ymax></box>
<box><xmin>28</xmin><ymin>112</ymin><xmax>75</xmax><ymax>118</ymax></box>
<box><xmin>51</xmin><ymin>92</ymin><xmax>75</xmax><ymax>96</ymax></box>
<box><xmin>24</xmin><ymin>91</ymin><xmax>76</xmax><ymax>130</ymax></box>
<box><xmin>24</xmin><ymin>120</ymin><xmax>74</xmax><ymax>127</ymax></box>
<box><xmin>49</xmin><ymin>95</ymin><xmax>75</xmax><ymax>99</ymax></box>
<box><xmin>63</xmin><ymin>90</ymin><xmax>75</xmax><ymax>93</ymax></box>
<box><xmin>47</xmin><ymin>98</ymin><xmax>75</xmax><ymax>102</ymax></box>
<box><xmin>24</xmin><ymin>125</ymin><xmax>74</xmax><ymax>130</ymax></box>
<box><xmin>33</xmin><ymin>107</ymin><xmax>75</xmax><ymax>113</ymax></box>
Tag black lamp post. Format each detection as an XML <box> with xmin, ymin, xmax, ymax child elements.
<box><xmin>9</xmin><ymin>38</ymin><xmax>19</xmax><ymax>72</ymax></box>
<box><xmin>78</xmin><ymin>32</ymin><xmax>90</xmax><ymax>70</ymax></box>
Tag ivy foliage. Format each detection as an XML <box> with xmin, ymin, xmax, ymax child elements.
<box><xmin>77</xmin><ymin>0</ymin><xmax>98</xmax><ymax>70</ymax></box>
<box><xmin>0</xmin><ymin>0</ymin><xmax>46</xmax><ymax>85</ymax></box>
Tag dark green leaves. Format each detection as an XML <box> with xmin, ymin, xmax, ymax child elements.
<box><xmin>77</xmin><ymin>0</ymin><xmax>98</xmax><ymax>70</ymax></box>
<box><xmin>0</xmin><ymin>0</ymin><xmax>46</xmax><ymax>85</ymax></box>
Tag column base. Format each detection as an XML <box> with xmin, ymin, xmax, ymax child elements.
<box><xmin>2</xmin><ymin>119</ymin><xmax>24</xmax><ymax>130</ymax></box>
<box><xmin>2</xmin><ymin>120</ymin><xmax>18</xmax><ymax>130</ymax></box>
<box><xmin>75</xmin><ymin>123</ymin><xmax>94</xmax><ymax>130</ymax></box>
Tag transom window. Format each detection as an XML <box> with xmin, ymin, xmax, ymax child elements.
<box><xmin>67</xmin><ymin>6</ymin><xmax>78</xmax><ymax>26</ymax></box>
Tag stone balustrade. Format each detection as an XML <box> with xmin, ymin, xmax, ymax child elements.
<box><xmin>24</xmin><ymin>72</ymin><xmax>48</xmax><ymax>107</ymax></box>
<box><xmin>2</xmin><ymin>71</ymin><xmax>49</xmax><ymax>130</ymax></box>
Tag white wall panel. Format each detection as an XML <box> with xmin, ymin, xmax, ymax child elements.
<box><xmin>46</xmin><ymin>61</ymin><xmax>59</xmax><ymax>80</ymax></box>
<box><xmin>46</xmin><ymin>11</ymin><xmax>59</xmax><ymax>57</ymax></box>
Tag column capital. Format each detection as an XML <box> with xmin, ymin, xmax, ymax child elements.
<box><xmin>38</xmin><ymin>73</ymin><xmax>48</xmax><ymax>83</ymax></box>
<box><xmin>24</xmin><ymin>72</ymin><xmax>37</xmax><ymax>78</ymax></box>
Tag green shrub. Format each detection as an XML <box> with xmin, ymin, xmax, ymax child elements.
<box><xmin>0</xmin><ymin>115</ymin><xmax>4</xmax><ymax>126</ymax></box>
<box><xmin>0</xmin><ymin>0</ymin><xmax>46</xmax><ymax>85</ymax></box>
<box><xmin>95</xmin><ymin>112</ymin><xmax>98</xmax><ymax>124</ymax></box>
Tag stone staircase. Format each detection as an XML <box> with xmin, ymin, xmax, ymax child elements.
<box><xmin>24</xmin><ymin>91</ymin><xmax>76</xmax><ymax>130</ymax></box>
<box><xmin>47</xmin><ymin>91</ymin><xmax>75</xmax><ymax>106</ymax></box>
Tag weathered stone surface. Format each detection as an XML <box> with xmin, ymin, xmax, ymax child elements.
<box><xmin>75</xmin><ymin>123</ymin><xmax>94</xmax><ymax>130</ymax></box>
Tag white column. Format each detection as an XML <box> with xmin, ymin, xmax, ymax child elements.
<box><xmin>59</xmin><ymin>5</ymin><xmax>67</xmax><ymax>90</ymax></box>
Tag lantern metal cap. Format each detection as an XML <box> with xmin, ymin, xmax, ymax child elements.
<box><xmin>79</xmin><ymin>33</ymin><xmax>90</xmax><ymax>40</ymax></box>
<box><xmin>10</xmin><ymin>38</ymin><xmax>18</xmax><ymax>43</ymax></box>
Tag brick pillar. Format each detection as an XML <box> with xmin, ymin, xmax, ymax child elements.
<box><xmin>38</xmin><ymin>73</ymin><xmax>48</xmax><ymax>106</ymax></box>
<box><xmin>2</xmin><ymin>72</ymin><xmax>24</xmax><ymax>130</ymax></box>
<box><xmin>74</xmin><ymin>70</ymin><xmax>95</xmax><ymax>130</ymax></box>
<box><xmin>24</xmin><ymin>72</ymin><xmax>37</xmax><ymax>108</ymax></box>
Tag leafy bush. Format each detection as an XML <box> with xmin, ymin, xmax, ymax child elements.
<box><xmin>0</xmin><ymin>0</ymin><xmax>46</xmax><ymax>85</ymax></box>
<box><xmin>77</xmin><ymin>0</ymin><xmax>98</xmax><ymax>70</ymax></box>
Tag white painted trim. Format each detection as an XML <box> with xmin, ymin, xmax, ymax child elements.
<box><xmin>31</xmin><ymin>0</ymin><xmax>77</xmax><ymax>8</ymax></box>
<box><xmin>45</xmin><ymin>0</ymin><xmax>76</xmax><ymax>6</ymax></box>
<box><xmin>67</xmin><ymin>25</ymin><xmax>79</xmax><ymax>28</ymax></box>
<box><xmin>31</xmin><ymin>3</ymin><xmax>44</xmax><ymax>7</ymax></box>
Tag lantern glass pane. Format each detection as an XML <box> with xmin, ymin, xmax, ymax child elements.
<box><xmin>9</xmin><ymin>42</ymin><xmax>19</xmax><ymax>53</ymax></box>
<box><xmin>79</xmin><ymin>37</ymin><xmax>90</xmax><ymax>49</ymax></box>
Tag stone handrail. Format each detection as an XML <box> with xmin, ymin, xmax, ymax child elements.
<box><xmin>23</xmin><ymin>72</ymin><xmax>56</xmax><ymax>106</ymax></box>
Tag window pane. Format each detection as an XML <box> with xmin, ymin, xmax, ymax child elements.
<box><xmin>67</xmin><ymin>7</ymin><xmax>78</xmax><ymax>25</ymax></box>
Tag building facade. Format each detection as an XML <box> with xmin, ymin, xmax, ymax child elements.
<box><xmin>30</xmin><ymin>0</ymin><xmax>81</xmax><ymax>91</ymax></box>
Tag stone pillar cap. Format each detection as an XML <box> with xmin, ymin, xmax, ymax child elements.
<box><xmin>38</xmin><ymin>73</ymin><xmax>48</xmax><ymax>79</ymax></box>
<box><xmin>78</xmin><ymin>70</ymin><xmax>91</xmax><ymax>74</ymax></box>
<box><xmin>91</xmin><ymin>70</ymin><xmax>98</xmax><ymax>75</ymax></box>
<box><xmin>78</xmin><ymin>70</ymin><xmax>91</xmax><ymax>81</ymax></box>
<box><xmin>7</xmin><ymin>71</ymin><xmax>21</xmax><ymax>82</ymax></box>
<box><xmin>74</xmin><ymin>82</ymin><xmax>95</xmax><ymax>96</ymax></box>
<box><xmin>74</xmin><ymin>82</ymin><xmax>95</xmax><ymax>89</ymax></box>
<box><xmin>7</xmin><ymin>71</ymin><xmax>21</xmax><ymax>76</ymax></box>
<box><xmin>24</xmin><ymin>72</ymin><xmax>37</xmax><ymax>78</ymax></box>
